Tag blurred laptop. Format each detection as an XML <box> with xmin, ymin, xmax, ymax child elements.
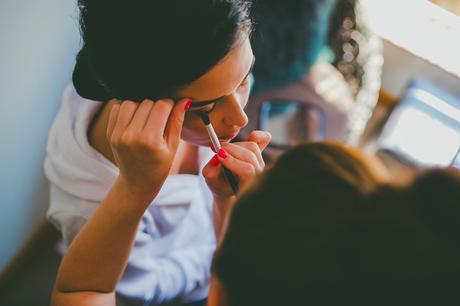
<box><xmin>376</xmin><ymin>78</ymin><xmax>460</xmax><ymax>169</ymax></box>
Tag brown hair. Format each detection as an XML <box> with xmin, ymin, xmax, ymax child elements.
<box><xmin>212</xmin><ymin>142</ymin><xmax>460</xmax><ymax>305</ymax></box>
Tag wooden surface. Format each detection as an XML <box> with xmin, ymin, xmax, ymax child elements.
<box><xmin>360</xmin><ymin>90</ymin><xmax>419</xmax><ymax>181</ymax></box>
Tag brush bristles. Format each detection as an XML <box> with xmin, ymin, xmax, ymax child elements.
<box><xmin>200</xmin><ymin>112</ymin><xmax>211</xmax><ymax>125</ymax></box>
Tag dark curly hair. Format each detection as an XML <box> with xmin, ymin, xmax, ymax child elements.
<box><xmin>73</xmin><ymin>0</ymin><xmax>252</xmax><ymax>102</ymax></box>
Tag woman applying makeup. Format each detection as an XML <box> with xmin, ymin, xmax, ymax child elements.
<box><xmin>44</xmin><ymin>0</ymin><xmax>269</xmax><ymax>305</ymax></box>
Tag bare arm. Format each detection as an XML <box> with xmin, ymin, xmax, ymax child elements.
<box><xmin>51</xmin><ymin>178</ymin><xmax>158</xmax><ymax>306</ymax></box>
<box><xmin>51</xmin><ymin>98</ymin><xmax>190</xmax><ymax>306</ymax></box>
<box><xmin>212</xmin><ymin>196</ymin><xmax>236</xmax><ymax>241</ymax></box>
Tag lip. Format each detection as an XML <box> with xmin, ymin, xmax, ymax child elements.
<box><xmin>218</xmin><ymin>132</ymin><xmax>239</xmax><ymax>141</ymax></box>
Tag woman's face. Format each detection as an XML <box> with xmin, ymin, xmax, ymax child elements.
<box><xmin>175</xmin><ymin>38</ymin><xmax>255</xmax><ymax>147</ymax></box>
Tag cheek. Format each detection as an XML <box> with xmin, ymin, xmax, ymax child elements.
<box><xmin>181</xmin><ymin>114</ymin><xmax>209</xmax><ymax>144</ymax></box>
<box><xmin>239</xmin><ymin>86</ymin><xmax>251</xmax><ymax>108</ymax></box>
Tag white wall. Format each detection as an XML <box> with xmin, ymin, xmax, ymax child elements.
<box><xmin>0</xmin><ymin>0</ymin><xmax>80</xmax><ymax>272</ymax></box>
<box><xmin>381</xmin><ymin>40</ymin><xmax>460</xmax><ymax>97</ymax></box>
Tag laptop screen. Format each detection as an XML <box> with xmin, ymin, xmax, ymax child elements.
<box><xmin>377</xmin><ymin>78</ymin><xmax>460</xmax><ymax>168</ymax></box>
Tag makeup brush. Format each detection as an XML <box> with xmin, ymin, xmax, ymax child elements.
<box><xmin>200</xmin><ymin>113</ymin><xmax>239</xmax><ymax>195</ymax></box>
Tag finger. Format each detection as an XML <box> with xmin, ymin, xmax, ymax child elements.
<box><xmin>202</xmin><ymin>157</ymin><xmax>223</xmax><ymax>182</ymax></box>
<box><xmin>217</xmin><ymin>150</ymin><xmax>258</xmax><ymax>180</ymax></box>
<box><xmin>106</xmin><ymin>103</ymin><xmax>120</xmax><ymax>140</ymax></box>
<box><xmin>143</xmin><ymin>99</ymin><xmax>174</xmax><ymax>139</ymax></box>
<box><xmin>165</xmin><ymin>98</ymin><xmax>191</xmax><ymax>148</ymax></box>
<box><xmin>221</xmin><ymin>142</ymin><xmax>264</xmax><ymax>172</ymax></box>
<box><xmin>125</xmin><ymin>99</ymin><xmax>154</xmax><ymax>133</ymax></box>
<box><xmin>247</xmin><ymin>130</ymin><xmax>272</xmax><ymax>151</ymax></box>
<box><xmin>225</xmin><ymin>141</ymin><xmax>265</xmax><ymax>168</ymax></box>
<box><xmin>112</xmin><ymin>100</ymin><xmax>138</xmax><ymax>137</ymax></box>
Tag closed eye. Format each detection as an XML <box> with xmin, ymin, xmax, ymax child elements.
<box><xmin>191</xmin><ymin>102</ymin><xmax>218</xmax><ymax>114</ymax></box>
<box><xmin>189</xmin><ymin>69</ymin><xmax>253</xmax><ymax>115</ymax></box>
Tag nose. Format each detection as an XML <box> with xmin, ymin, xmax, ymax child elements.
<box><xmin>222</xmin><ymin>93</ymin><xmax>249</xmax><ymax>128</ymax></box>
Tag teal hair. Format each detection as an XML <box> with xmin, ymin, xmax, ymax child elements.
<box><xmin>251</xmin><ymin>0</ymin><xmax>337</xmax><ymax>92</ymax></box>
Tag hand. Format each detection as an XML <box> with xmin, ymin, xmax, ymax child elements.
<box><xmin>203</xmin><ymin>130</ymin><xmax>271</xmax><ymax>200</ymax></box>
<box><xmin>107</xmin><ymin>98</ymin><xmax>191</xmax><ymax>199</ymax></box>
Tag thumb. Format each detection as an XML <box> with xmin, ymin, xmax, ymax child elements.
<box><xmin>247</xmin><ymin>130</ymin><xmax>272</xmax><ymax>151</ymax></box>
<box><xmin>165</xmin><ymin>98</ymin><xmax>192</xmax><ymax>148</ymax></box>
<box><xmin>202</xmin><ymin>155</ymin><xmax>223</xmax><ymax>182</ymax></box>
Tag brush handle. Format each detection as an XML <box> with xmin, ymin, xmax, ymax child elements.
<box><xmin>223</xmin><ymin>166</ymin><xmax>239</xmax><ymax>195</ymax></box>
<box><xmin>200</xmin><ymin>114</ymin><xmax>239</xmax><ymax>194</ymax></box>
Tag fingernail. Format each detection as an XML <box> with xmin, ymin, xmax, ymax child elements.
<box><xmin>210</xmin><ymin>155</ymin><xmax>220</xmax><ymax>167</ymax></box>
<box><xmin>210</xmin><ymin>144</ymin><xmax>216</xmax><ymax>153</ymax></box>
<box><xmin>184</xmin><ymin>99</ymin><xmax>192</xmax><ymax>111</ymax></box>
<box><xmin>218</xmin><ymin>149</ymin><xmax>228</xmax><ymax>159</ymax></box>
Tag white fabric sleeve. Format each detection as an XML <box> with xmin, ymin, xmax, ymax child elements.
<box><xmin>47</xmin><ymin>185</ymin><xmax>213</xmax><ymax>305</ymax></box>
<box><xmin>117</xmin><ymin>223</ymin><xmax>214</xmax><ymax>304</ymax></box>
<box><xmin>48</xmin><ymin>212</ymin><xmax>89</xmax><ymax>247</ymax></box>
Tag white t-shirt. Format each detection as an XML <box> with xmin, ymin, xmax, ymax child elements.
<box><xmin>44</xmin><ymin>84</ymin><xmax>215</xmax><ymax>304</ymax></box>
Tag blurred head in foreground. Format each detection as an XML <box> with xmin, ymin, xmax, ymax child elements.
<box><xmin>210</xmin><ymin>142</ymin><xmax>460</xmax><ymax>306</ymax></box>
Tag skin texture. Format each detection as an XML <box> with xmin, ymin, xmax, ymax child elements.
<box><xmin>52</xmin><ymin>38</ymin><xmax>270</xmax><ymax>306</ymax></box>
<box><xmin>89</xmin><ymin>39</ymin><xmax>255</xmax><ymax>170</ymax></box>
<box><xmin>207</xmin><ymin>276</ymin><xmax>230</xmax><ymax>306</ymax></box>
<box><xmin>178</xmin><ymin>38</ymin><xmax>254</xmax><ymax>146</ymax></box>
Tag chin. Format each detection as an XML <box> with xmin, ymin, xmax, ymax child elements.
<box><xmin>181</xmin><ymin>131</ymin><xmax>237</xmax><ymax>148</ymax></box>
<box><xmin>181</xmin><ymin>137</ymin><xmax>212</xmax><ymax>147</ymax></box>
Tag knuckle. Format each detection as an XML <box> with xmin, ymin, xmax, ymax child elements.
<box><xmin>260</xmin><ymin>160</ymin><xmax>266</xmax><ymax>169</ymax></box>
<box><xmin>120</xmin><ymin>100</ymin><xmax>137</xmax><ymax>111</ymax></box>
<box><xmin>174</xmin><ymin>114</ymin><xmax>184</xmax><ymax>126</ymax></box>
<box><xmin>242</xmin><ymin>165</ymin><xmax>256</xmax><ymax>177</ymax></box>
<box><xmin>248</xmin><ymin>154</ymin><xmax>259</xmax><ymax>166</ymax></box>
<box><xmin>248</xmin><ymin>142</ymin><xmax>260</xmax><ymax>153</ymax></box>
<box><xmin>202</xmin><ymin>166</ymin><xmax>212</xmax><ymax>178</ymax></box>
<box><xmin>156</xmin><ymin>99</ymin><xmax>174</xmax><ymax>110</ymax></box>
<box><xmin>140</xmin><ymin>99</ymin><xmax>154</xmax><ymax>109</ymax></box>
<box><xmin>145</xmin><ymin>133</ymin><xmax>161</xmax><ymax>147</ymax></box>
<box><xmin>221</xmin><ymin>142</ymin><xmax>231</xmax><ymax>151</ymax></box>
<box><xmin>202</xmin><ymin>166</ymin><xmax>210</xmax><ymax>177</ymax></box>
<box><xmin>120</xmin><ymin>132</ymin><xmax>137</xmax><ymax>147</ymax></box>
<box><xmin>203</xmin><ymin>167</ymin><xmax>218</xmax><ymax>180</ymax></box>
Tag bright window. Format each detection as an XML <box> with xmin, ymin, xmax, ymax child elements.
<box><xmin>363</xmin><ymin>0</ymin><xmax>460</xmax><ymax>78</ymax></box>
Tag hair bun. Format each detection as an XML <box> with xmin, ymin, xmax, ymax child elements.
<box><xmin>72</xmin><ymin>46</ymin><xmax>111</xmax><ymax>102</ymax></box>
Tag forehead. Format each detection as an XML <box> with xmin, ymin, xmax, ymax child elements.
<box><xmin>175</xmin><ymin>38</ymin><xmax>253</xmax><ymax>101</ymax></box>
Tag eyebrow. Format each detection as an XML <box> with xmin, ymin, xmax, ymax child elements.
<box><xmin>189</xmin><ymin>57</ymin><xmax>256</xmax><ymax>107</ymax></box>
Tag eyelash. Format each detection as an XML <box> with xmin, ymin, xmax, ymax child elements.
<box><xmin>197</xmin><ymin>103</ymin><xmax>217</xmax><ymax>115</ymax></box>
<box><xmin>192</xmin><ymin>75</ymin><xmax>251</xmax><ymax>115</ymax></box>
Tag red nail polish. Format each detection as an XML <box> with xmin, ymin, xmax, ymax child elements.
<box><xmin>218</xmin><ymin>149</ymin><xmax>228</xmax><ymax>159</ymax></box>
<box><xmin>210</xmin><ymin>155</ymin><xmax>220</xmax><ymax>167</ymax></box>
<box><xmin>184</xmin><ymin>99</ymin><xmax>192</xmax><ymax>111</ymax></box>
<box><xmin>210</xmin><ymin>144</ymin><xmax>216</xmax><ymax>153</ymax></box>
